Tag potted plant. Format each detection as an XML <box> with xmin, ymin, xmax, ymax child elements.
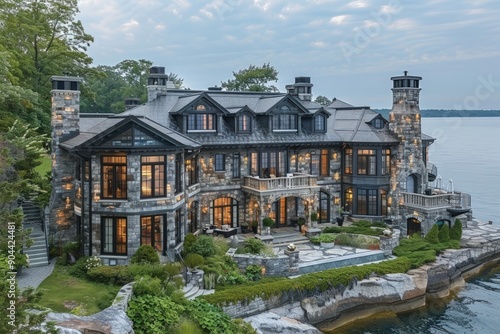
<box><xmin>336</xmin><ymin>207</ymin><xmax>345</xmax><ymax>226</ymax></box>
<box><xmin>184</xmin><ymin>253</ymin><xmax>205</xmax><ymax>272</ymax></box>
<box><xmin>319</xmin><ymin>233</ymin><xmax>336</xmax><ymax>248</ymax></box>
<box><xmin>262</xmin><ymin>217</ymin><xmax>274</xmax><ymax>235</ymax></box>
<box><xmin>297</xmin><ymin>217</ymin><xmax>306</xmax><ymax>233</ymax></box>
<box><xmin>250</xmin><ymin>220</ymin><xmax>258</xmax><ymax>234</ymax></box>
<box><xmin>240</xmin><ymin>221</ymin><xmax>249</xmax><ymax>233</ymax></box>
<box><xmin>310</xmin><ymin>211</ymin><xmax>318</xmax><ymax>227</ymax></box>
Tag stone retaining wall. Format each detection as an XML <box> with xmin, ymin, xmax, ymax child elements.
<box><xmin>223</xmin><ymin>225</ymin><xmax>500</xmax><ymax>332</ymax></box>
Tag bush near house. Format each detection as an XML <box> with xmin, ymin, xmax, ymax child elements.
<box><xmin>424</xmin><ymin>224</ymin><xmax>440</xmax><ymax>244</ymax></box>
<box><xmin>438</xmin><ymin>224</ymin><xmax>450</xmax><ymax>242</ymax></box>
<box><xmin>450</xmin><ymin>219</ymin><xmax>463</xmax><ymax>240</ymax></box>
<box><xmin>131</xmin><ymin>244</ymin><xmax>160</xmax><ymax>264</ymax></box>
<box><xmin>323</xmin><ymin>220</ymin><xmax>388</xmax><ymax>236</ymax></box>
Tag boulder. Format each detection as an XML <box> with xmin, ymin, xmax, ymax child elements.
<box><xmin>245</xmin><ymin>312</ymin><xmax>322</xmax><ymax>334</ymax></box>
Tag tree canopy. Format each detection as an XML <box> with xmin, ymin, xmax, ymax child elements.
<box><xmin>315</xmin><ymin>95</ymin><xmax>332</xmax><ymax>106</ymax></box>
<box><xmin>81</xmin><ymin>59</ymin><xmax>185</xmax><ymax>113</ymax></box>
<box><xmin>221</xmin><ymin>63</ymin><xmax>279</xmax><ymax>92</ymax></box>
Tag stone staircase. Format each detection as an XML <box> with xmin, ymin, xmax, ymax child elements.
<box><xmin>182</xmin><ymin>283</ymin><xmax>215</xmax><ymax>300</ymax></box>
<box><xmin>271</xmin><ymin>231</ymin><xmax>310</xmax><ymax>248</ymax></box>
<box><xmin>21</xmin><ymin>202</ymin><xmax>49</xmax><ymax>267</ymax></box>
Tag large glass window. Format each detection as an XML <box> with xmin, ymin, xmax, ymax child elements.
<box><xmin>215</xmin><ymin>154</ymin><xmax>225</xmax><ymax>171</ymax></box>
<box><xmin>187</xmin><ymin>114</ymin><xmax>215</xmax><ymax>131</ymax></box>
<box><xmin>357</xmin><ymin>149</ymin><xmax>376</xmax><ymax>175</ymax></box>
<box><xmin>259</xmin><ymin>151</ymin><xmax>287</xmax><ymax>177</ymax></box>
<box><xmin>273</xmin><ymin>114</ymin><xmax>297</xmax><ymax>131</ymax></box>
<box><xmin>314</xmin><ymin>115</ymin><xmax>326</xmax><ymax>132</ymax></box>
<box><xmin>141</xmin><ymin>156</ymin><xmax>165</xmax><ymax>198</ymax></box>
<box><xmin>212</xmin><ymin>197</ymin><xmax>238</xmax><ymax>228</ymax></box>
<box><xmin>102</xmin><ymin>217</ymin><xmax>127</xmax><ymax>255</ymax></box>
<box><xmin>357</xmin><ymin>189</ymin><xmax>377</xmax><ymax>215</ymax></box>
<box><xmin>188</xmin><ymin>201</ymin><xmax>198</xmax><ymax>233</ymax></box>
<box><xmin>186</xmin><ymin>156</ymin><xmax>198</xmax><ymax>186</ymax></box>
<box><xmin>344</xmin><ymin>188</ymin><xmax>353</xmax><ymax>213</ymax></box>
<box><xmin>311</xmin><ymin>149</ymin><xmax>329</xmax><ymax>176</ymax></box>
<box><xmin>382</xmin><ymin>149</ymin><xmax>391</xmax><ymax>175</ymax></box>
<box><xmin>141</xmin><ymin>216</ymin><xmax>163</xmax><ymax>251</ymax></box>
<box><xmin>381</xmin><ymin>190</ymin><xmax>388</xmax><ymax>216</ymax></box>
<box><xmin>250</xmin><ymin>152</ymin><xmax>258</xmax><ymax>176</ymax></box>
<box><xmin>102</xmin><ymin>156</ymin><xmax>127</xmax><ymax>199</ymax></box>
<box><xmin>238</xmin><ymin>114</ymin><xmax>251</xmax><ymax>133</ymax></box>
<box><xmin>175</xmin><ymin>154</ymin><xmax>182</xmax><ymax>194</ymax></box>
<box><xmin>344</xmin><ymin>148</ymin><xmax>353</xmax><ymax>174</ymax></box>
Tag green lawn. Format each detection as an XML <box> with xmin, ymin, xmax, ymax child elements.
<box><xmin>37</xmin><ymin>265</ymin><xmax>121</xmax><ymax>315</ymax></box>
<box><xmin>35</xmin><ymin>154</ymin><xmax>51</xmax><ymax>177</ymax></box>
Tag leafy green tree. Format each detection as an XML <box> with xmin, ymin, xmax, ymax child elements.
<box><xmin>81</xmin><ymin>59</ymin><xmax>184</xmax><ymax>113</ymax></box>
<box><xmin>315</xmin><ymin>95</ymin><xmax>332</xmax><ymax>105</ymax></box>
<box><xmin>221</xmin><ymin>63</ymin><xmax>279</xmax><ymax>92</ymax></box>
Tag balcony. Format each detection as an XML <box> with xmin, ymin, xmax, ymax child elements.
<box><xmin>242</xmin><ymin>173</ymin><xmax>319</xmax><ymax>195</ymax></box>
<box><xmin>402</xmin><ymin>191</ymin><xmax>471</xmax><ymax>215</ymax></box>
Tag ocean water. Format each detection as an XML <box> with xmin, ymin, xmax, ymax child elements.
<box><xmin>323</xmin><ymin>117</ymin><xmax>500</xmax><ymax>334</ymax></box>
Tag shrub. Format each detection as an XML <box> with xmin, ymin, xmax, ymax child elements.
<box><xmin>172</xmin><ymin>318</ymin><xmax>203</xmax><ymax>334</ymax></box>
<box><xmin>87</xmin><ymin>266</ymin><xmax>133</xmax><ymax>285</ymax></box>
<box><xmin>310</xmin><ymin>212</ymin><xmax>318</xmax><ymax>222</ymax></box>
<box><xmin>438</xmin><ymin>224</ymin><xmax>450</xmax><ymax>242</ymax></box>
<box><xmin>183</xmin><ymin>233</ymin><xmax>197</xmax><ymax>255</ymax></box>
<box><xmin>131</xmin><ymin>245</ymin><xmax>160</xmax><ymax>265</ymax></box>
<box><xmin>184</xmin><ymin>253</ymin><xmax>205</xmax><ymax>270</ymax></box>
<box><xmin>68</xmin><ymin>256</ymin><xmax>90</xmax><ymax>279</ymax></box>
<box><xmin>133</xmin><ymin>275</ymin><xmax>164</xmax><ymax>297</ymax></box>
<box><xmin>425</xmin><ymin>224</ymin><xmax>440</xmax><ymax>244</ymax></box>
<box><xmin>262</xmin><ymin>217</ymin><xmax>274</xmax><ymax>227</ymax></box>
<box><xmin>334</xmin><ymin>233</ymin><xmax>350</xmax><ymax>246</ymax></box>
<box><xmin>128</xmin><ymin>263</ymin><xmax>181</xmax><ymax>283</ymax></box>
<box><xmin>318</xmin><ymin>233</ymin><xmax>336</xmax><ymax>243</ymax></box>
<box><xmin>237</xmin><ymin>238</ymin><xmax>265</xmax><ymax>255</ymax></box>
<box><xmin>450</xmin><ymin>219</ymin><xmax>463</xmax><ymax>240</ymax></box>
<box><xmin>85</xmin><ymin>256</ymin><xmax>102</xmax><ymax>270</ymax></box>
<box><xmin>245</xmin><ymin>264</ymin><xmax>262</xmax><ymax>281</ymax></box>
<box><xmin>189</xmin><ymin>236</ymin><xmax>216</xmax><ymax>257</ymax></box>
<box><xmin>184</xmin><ymin>299</ymin><xmax>235</xmax><ymax>334</ymax></box>
<box><xmin>127</xmin><ymin>295</ymin><xmax>185</xmax><ymax>334</ymax></box>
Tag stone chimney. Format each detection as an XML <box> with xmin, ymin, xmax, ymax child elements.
<box><xmin>285</xmin><ymin>77</ymin><xmax>313</xmax><ymax>101</ymax></box>
<box><xmin>125</xmin><ymin>97</ymin><xmax>140</xmax><ymax>110</ymax></box>
<box><xmin>50</xmin><ymin>75</ymin><xmax>82</xmax><ymax>241</ymax></box>
<box><xmin>147</xmin><ymin>66</ymin><xmax>176</xmax><ymax>102</ymax></box>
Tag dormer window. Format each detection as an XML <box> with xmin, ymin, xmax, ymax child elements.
<box><xmin>314</xmin><ymin>115</ymin><xmax>326</xmax><ymax>132</ymax></box>
<box><xmin>373</xmin><ymin>118</ymin><xmax>384</xmax><ymax>129</ymax></box>
<box><xmin>238</xmin><ymin>114</ymin><xmax>251</xmax><ymax>133</ymax></box>
<box><xmin>273</xmin><ymin>114</ymin><xmax>297</xmax><ymax>131</ymax></box>
<box><xmin>187</xmin><ymin>114</ymin><xmax>215</xmax><ymax>131</ymax></box>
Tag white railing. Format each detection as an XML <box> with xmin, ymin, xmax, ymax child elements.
<box><xmin>243</xmin><ymin>173</ymin><xmax>318</xmax><ymax>191</ymax></box>
<box><xmin>402</xmin><ymin>191</ymin><xmax>471</xmax><ymax>209</ymax></box>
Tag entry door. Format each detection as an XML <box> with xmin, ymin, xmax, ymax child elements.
<box><xmin>273</xmin><ymin>198</ymin><xmax>288</xmax><ymax>227</ymax></box>
<box><xmin>407</xmin><ymin>218</ymin><xmax>421</xmax><ymax>236</ymax></box>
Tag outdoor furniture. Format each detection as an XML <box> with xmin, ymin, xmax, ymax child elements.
<box><xmin>214</xmin><ymin>227</ymin><xmax>237</xmax><ymax>238</ymax></box>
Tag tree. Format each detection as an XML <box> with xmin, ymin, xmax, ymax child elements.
<box><xmin>450</xmin><ymin>219</ymin><xmax>463</xmax><ymax>241</ymax></box>
<box><xmin>221</xmin><ymin>63</ymin><xmax>279</xmax><ymax>92</ymax></box>
<box><xmin>315</xmin><ymin>95</ymin><xmax>332</xmax><ymax>106</ymax></box>
<box><xmin>81</xmin><ymin>60</ymin><xmax>185</xmax><ymax>113</ymax></box>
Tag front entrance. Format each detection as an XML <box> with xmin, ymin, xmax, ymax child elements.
<box><xmin>407</xmin><ymin>218</ymin><xmax>421</xmax><ymax>236</ymax></box>
<box><xmin>272</xmin><ymin>197</ymin><xmax>303</xmax><ymax>227</ymax></box>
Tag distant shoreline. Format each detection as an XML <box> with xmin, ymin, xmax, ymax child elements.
<box><xmin>374</xmin><ymin>109</ymin><xmax>500</xmax><ymax>118</ymax></box>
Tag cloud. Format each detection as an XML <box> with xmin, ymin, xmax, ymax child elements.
<box><xmin>330</xmin><ymin>15</ymin><xmax>349</xmax><ymax>25</ymax></box>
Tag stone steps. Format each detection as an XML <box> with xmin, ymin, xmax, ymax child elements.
<box><xmin>23</xmin><ymin>226</ymin><xmax>49</xmax><ymax>267</ymax></box>
<box><xmin>271</xmin><ymin>232</ymin><xmax>310</xmax><ymax>248</ymax></box>
<box><xmin>182</xmin><ymin>283</ymin><xmax>215</xmax><ymax>300</ymax></box>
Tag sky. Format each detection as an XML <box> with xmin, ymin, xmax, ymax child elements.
<box><xmin>76</xmin><ymin>0</ymin><xmax>500</xmax><ymax>110</ymax></box>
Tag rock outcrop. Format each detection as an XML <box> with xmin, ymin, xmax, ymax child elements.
<box><xmin>44</xmin><ymin>306</ymin><xmax>134</xmax><ymax>334</ymax></box>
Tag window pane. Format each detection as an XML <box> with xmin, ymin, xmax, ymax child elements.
<box><xmin>116</xmin><ymin>218</ymin><xmax>127</xmax><ymax>254</ymax></box>
<box><xmin>104</xmin><ymin>218</ymin><xmax>113</xmax><ymax>253</ymax></box>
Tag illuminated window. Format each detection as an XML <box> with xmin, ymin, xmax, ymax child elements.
<box><xmin>196</xmin><ymin>104</ymin><xmax>206</xmax><ymax>111</ymax></box>
<box><xmin>102</xmin><ymin>217</ymin><xmax>127</xmax><ymax>255</ymax></box>
<box><xmin>357</xmin><ymin>149</ymin><xmax>376</xmax><ymax>175</ymax></box>
<box><xmin>212</xmin><ymin>197</ymin><xmax>238</xmax><ymax>228</ymax></box>
<box><xmin>311</xmin><ymin>149</ymin><xmax>329</xmax><ymax>176</ymax></box>
<box><xmin>250</xmin><ymin>152</ymin><xmax>258</xmax><ymax>176</ymax></box>
<box><xmin>382</xmin><ymin>149</ymin><xmax>391</xmax><ymax>175</ymax></box>
<box><xmin>344</xmin><ymin>148</ymin><xmax>353</xmax><ymax>174</ymax></box>
<box><xmin>319</xmin><ymin>191</ymin><xmax>330</xmax><ymax>223</ymax></box>
<box><xmin>357</xmin><ymin>189</ymin><xmax>377</xmax><ymax>215</ymax></box>
<box><xmin>140</xmin><ymin>216</ymin><xmax>163</xmax><ymax>251</ymax></box>
<box><xmin>187</xmin><ymin>114</ymin><xmax>215</xmax><ymax>131</ymax></box>
<box><xmin>344</xmin><ymin>188</ymin><xmax>353</xmax><ymax>213</ymax></box>
<box><xmin>141</xmin><ymin>156</ymin><xmax>165</xmax><ymax>198</ymax></box>
<box><xmin>102</xmin><ymin>156</ymin><xmax>127</xmax><ymax>199</ymax></box>
<box><xmin>238</xmin><ymin>114</ymin><xmax>251</xmax><ymax>133</ymax></box>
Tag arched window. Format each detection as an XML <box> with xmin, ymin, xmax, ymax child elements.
<box><xmin>212</xmin><ymin>197</ymin><xmax>238</xmax><ymax>228</ymax></box>
<box><xmin>406</xmin><ymin>174</ymin><xmax>417</xmax><ymax>193</ymax></box>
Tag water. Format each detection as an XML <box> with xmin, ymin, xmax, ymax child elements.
<box><xmin>324</xmin><ymin>117</ymin><xmax>500</xmax><ymax>333</ymax></box>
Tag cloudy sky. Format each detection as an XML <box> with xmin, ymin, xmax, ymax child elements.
<box><xmin>77</xmin><ymin>0</ymin><xmax>500</xmax><ymax>110</ymax></box>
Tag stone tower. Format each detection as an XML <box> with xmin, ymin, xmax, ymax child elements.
<box><xmin>388</xmin><ymin>71</ymin><xmax>428</xmax><ymax>218</ymax></box>
<box><xmin>49</xmin><ymin>75</ymin><xmax>82</xmax><ymax>241</ymax></box>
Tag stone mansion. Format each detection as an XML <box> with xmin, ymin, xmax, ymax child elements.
<box><xmin>49</xmin><ymin>68</ymin><xmax>471</xmax><ymax>264</ymax></box>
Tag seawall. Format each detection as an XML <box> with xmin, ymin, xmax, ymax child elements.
<box><xmin>238</xmin><ymin>222</ymin><xmax>500</xmax><ymax>333</ymax></box>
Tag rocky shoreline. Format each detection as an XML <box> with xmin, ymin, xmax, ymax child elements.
<box><xmin>243</xmin><ymin>221</ymin><xmax>500</xmax><ymax>333</ymax></box>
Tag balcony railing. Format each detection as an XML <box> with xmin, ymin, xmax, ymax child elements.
<box><xmin>243</xmin><ymin>173</ymin><xmax>318</xmax><ymax>192</ymax></box>
<box><xmin>402</xmin><ymin>191</ymin><xmax>471</xmax><ymax>210</ymax></box>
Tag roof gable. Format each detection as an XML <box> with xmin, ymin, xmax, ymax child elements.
<box><xmin>172</xmin><ymin>92</ymin><xmax>228</xmax><ymax>115</ymax></box>
<box><xmin>264</xmin><ymin>95</ymin><xmax>310</xmax><ymax>115</ymax></box>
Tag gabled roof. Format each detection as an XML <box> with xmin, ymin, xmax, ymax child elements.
<box><xmin>60</xmin><ymin>115</ymin><xmax>200</xmax><ymax>151</ymax></box>
<box><xmin>170</xmin><ymin>92</ymin><xmax>229</xmax><ymax>115</ymax></box>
